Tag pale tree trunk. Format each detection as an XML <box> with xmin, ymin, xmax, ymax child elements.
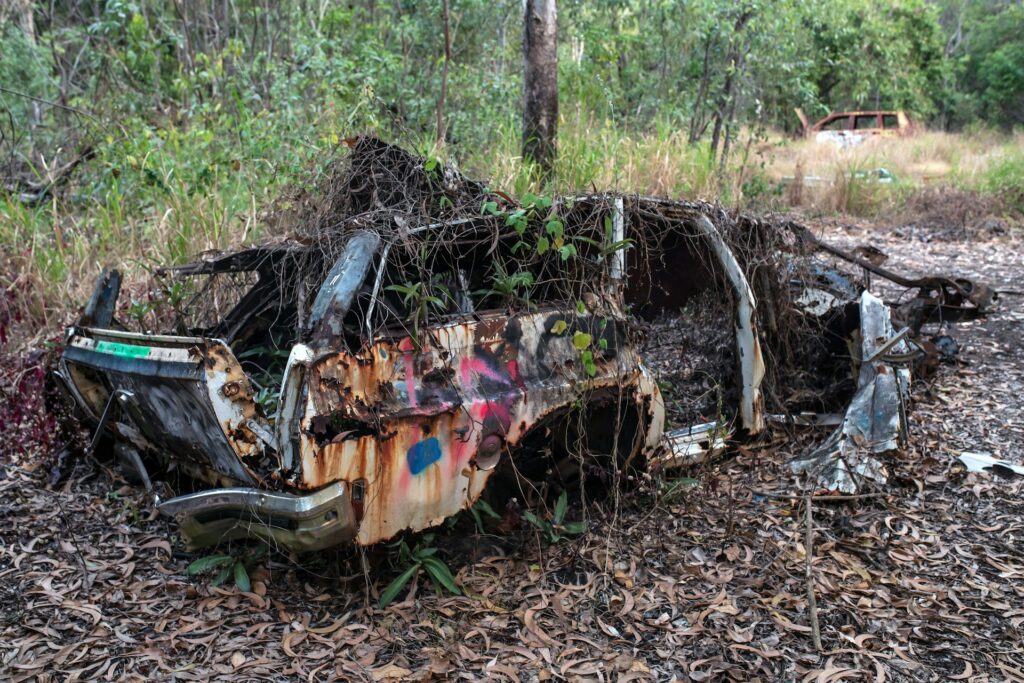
<box><xmin>3</xmin><ymin>0</ymin><xmax>41</xmax><ymax>128</ymax></box>
<box><xmin>522</xmin><ymin>0</ymin><xmax>558</xmax><ymax>179</ymax></box>
<box><xmin>436</xmin><ymin>0</ymin><xmax>451</xmax><ymax>146</ymax></box>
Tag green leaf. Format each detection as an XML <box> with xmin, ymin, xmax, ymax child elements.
<box><xmin>581</xmin><ymin>350</ymin><xmax>597</xmax><ymax>377</ymax></box>
<box><xmin>233</xmin><ymin>561</ymin><xmax>251</xmax><ymax>592</ymax></box>
<box><xmin>413</xmin><ymin>546</ymin><xmax>439</xmax><ymax>559</ymax></box>
<box><xmin>572</xmin><ymin>235</ymin><xmax>601</xmax><ymax>248</ymax></box>
<box><xmin>536</xmin><ymin>236</ymin><xmax>549</xmax><ymax>255</ymax></box>
<box><xmin>421</xmin><ymin>557</ymin><xmax>462</xmax><ymax>596</ymax></box>
<box><xmin>211</xmin><ymin>565</ymin><xmax>232</xmax><ymax>587</ymax></box>
<box><xmin>523</xmin><ymin>510</ymin><xmax>545</xmax><ymax>530</ymax></box>
<box><xmin>481</xmin><ymin>200</ymin><xmax>498</xmax><ymax>215</ymax></box>
<box><xmin>424</xmin><ymin>156</ymin><xmax>438</xmax><ymax>172</ymax></box>
<box><xmin>604</xmin><ymin>238</ymin><xmax>634</xmax><ymax>255</ymax></box>
<box><xmin>572</xmin><ymin>331</ymin><xmax>593</xmax><ymax>351</ymax></box>
<box><xmin>187</xmin><ymin>555</ymin><xmax>232</xmax><ymax>574</ymax></box>
<box><xmin>473</xmin><ymin>499</ymin><xmax>501</xmax><ymax>519</ymax></box>
<box><xmin>380</xmin><ymin>563</ymin><xmax>420</xmax><ymax>608</ymax></box>
<box><xmin>554</xmin><ymin>490</ymin><xmax>568</xmax><ymax>525</ymax></box>
<box><xmin>545</xmin><ymin>219</ymin><xmax>564</xmax><ymax>240</ymax></box>
<box><xmin>558</xmin><ymin>244</ymin><xmax>578</xmax><ymax>261</ymax></box>
<box><xmin>551</xmin><ymin>319</ymin><xmax>568</xmax><ymax>335</ymax></box>
<box><xmin>562</xmin><ymin>520</ymin><xmax>588</xmax><ymax>535</ymax></box>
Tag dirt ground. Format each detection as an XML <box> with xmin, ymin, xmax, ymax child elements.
<box><xmin>1</xmin><ymin>222</ymin><xmax>1023</xmax><ymax>682</ymax></box>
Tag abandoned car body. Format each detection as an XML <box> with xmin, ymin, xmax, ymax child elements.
<box><xmin>795</xmin><ymin>109</ymin><xmax>914</xmax><ymax>147</ymax></box>
<box><xmin>57</xmin><ymin>139</ymin><xmax>992</xmax><ymax>551</ymax></box>
<box><xmin>58</xmin><ymin>189</ymin><xmax>772</xmax><ymax>551</ymax></box>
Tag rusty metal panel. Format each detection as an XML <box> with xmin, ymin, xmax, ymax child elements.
<box><xmin>294</xmin><ymin>309</ymin><xmax>660</xmax><ymax>545</ymax></box>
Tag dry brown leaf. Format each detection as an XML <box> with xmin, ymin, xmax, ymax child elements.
<box><xmin>370</xmin><ymin>663</ymin><xmax>413</xmax><ymax>681</ymax></box>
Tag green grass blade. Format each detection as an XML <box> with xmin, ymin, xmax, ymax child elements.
<box><xmin>380</xmin><ymin>563</ymin><xmax>420</xmax><ymax>608</ymax></box>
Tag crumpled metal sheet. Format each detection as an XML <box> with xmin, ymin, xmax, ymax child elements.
<box><xmin>659</xmin><ymin>421</ymin><xmax>730</xmax><ymax>467</ymax></box>
<box><xmin>790</xmin><ymin>292</ymin><xmax>911</xmax><ymax>493</ymax></box>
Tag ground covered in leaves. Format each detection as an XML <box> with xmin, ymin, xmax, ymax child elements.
<box><xmin>2</xmin><ymin>223</ymin><xmax>1023</xmax><ymax>682</ymax></box>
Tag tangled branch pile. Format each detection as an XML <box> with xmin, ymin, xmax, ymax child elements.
<box><xmin>147</xmin><ymin>136</ymin><xmax>855</xmax><ymax>429</ymax></box>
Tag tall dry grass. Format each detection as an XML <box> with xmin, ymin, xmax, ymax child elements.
<box><xmin>761</xmin><ymin>129</ymin><xmax>1024</xmax><ymax>215</ymax></box>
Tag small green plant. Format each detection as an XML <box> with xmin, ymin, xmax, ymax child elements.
<box><xmin>523</xmin><ymin>490</ymin><xmax>587</xmax><ymax>544</ymax></box>
<box><xmin>468</xmin><ymin>498</ymin><xmax>501</xmax><ymax>534</ymax></box>
<box><xmin>571</xmin><ymin>215</ymin><xmax>634</xmax><ymax>261</ymax></box>
<box><xmin>572</xmin><ymin>330</ymin><xmax>598</xmax><ymax>377</ymax></box>
<box><xmin>126</xmin><ymin>299</ymin><xmax>154</xmax><ymax>330</ymax></box>
<box><xmin>186</xmin><ymin>544</ymin><xmax>267</xmax><ymax>592</ymax></box>
<box><xmin>107</xmin><ymin>490</ymin><xmax>142</xmax><ymax>525</ymax></box>
<box><xmin>379</xmin><ymin>535</ymin><xmax>461</xmax><ymax>608</ymax></box>
<box><xmin>476</xmin><ymin>262</ymin><xmax>534</xmax><ymax>308</ymax></box>
<box><xmin>386</xmin><ymin>275</ymin><xmax>454</xmax><ymax>344</ymax></box>
<box><xmin>662</xmin><ymin>476</ymin><xmax>701</xmax><ymax>503</ymax></box>
<box><xmin>480</xmin><ymin>192</ymin><xmax>569</xmax><ymax>259</ymax></box>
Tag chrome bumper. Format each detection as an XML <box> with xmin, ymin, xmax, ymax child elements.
<box><xmin>157</xmin><ymin>482</ymin><xmax>357</xmax><ymax>552</ymax></box>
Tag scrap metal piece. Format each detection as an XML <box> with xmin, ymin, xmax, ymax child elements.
<box><xmin>958</xmin><ymin>452</ymin><xmax>1024</xmax><ymax>477</ymax></box>
<box><xmin>791</xmin><ymin>224</ymin><xmax>996</xmax><ymax>330</ymax></box>
<box><xmin>692</xmin><ymin>214</ymin><xmax>766</xmax><ymax>433</ymax></box>
<box><xmin>306</xmin><ymin>230</ymin><xmax>380</xmax><ymax>345</ymax></box>
<box><xmin>157</xmin><ymin>481</ymin><xmax>356</xmax><ymax>551</ymax></box>
<box><xmin>660</xmin><ymin>421</ymin><xmax>730</xmax><ymax>467</ymax></box>
<box><xmin>79</xmin><ymin>268</ymin><xmax>121</xmax><ymax>328</ymax></box>
<box><xmin>768</xmin><ymin>413</ymin><xmax>843</xmax><ymax>427</ymax></box>
<box><xmin>790</xmin><ymin>292</ymin><xmax>911</xmax><ymax>493</ymax></box>
<box><xmin>62</xmin><ymin>327</ymin><xmax>268</xmax><ymax>486</ymax></box>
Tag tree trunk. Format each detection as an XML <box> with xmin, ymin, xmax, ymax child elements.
<box><xmin>710</xmin><ymin>10</ymin><xmax>753</xmax><ymax>162</ymax></box>
<box><xmin>688</xmin><ymin>31</ymin><xmax>716</xmax><ymax>144</ymax></box>
<box><xmin>523</xmin><ymin>0</ymin><xmax>558</xmax><ymax>179</ymax></box>
<box><xmin>436</xmin><ymin>0</ymin><xmax>451</xmax><ymax>145</ymax></box>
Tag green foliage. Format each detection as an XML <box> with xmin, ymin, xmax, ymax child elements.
<box><xmin>186</xmin><ymin>545</ymin><xmax>267</xmax><ymax>592</ymax></box>
<box><xmin>380</xmin><ymin>536</ymin><xmax>462</xmax><ymax>608</ymax></box>
<box><xmin>0</xmin><ymin>24</ymin><xmax>57</xmax><ymax>127</ymax></box>
<box><xmin>386</xmin><ymin>275</ymin><xmax>454</xmax><ymax>344</ymax></box>
<box><xmin>523</xmin><ymin>491</ymin><xmax>588</xmax><ymax>544</ymax></box>
<box><xmin>468</xmin><ymin>498</ymin><xmax>501</xmax><ymax>534</ymax></box>
<box><xmin>1</xmin><ymin>0</ymin><xmax>1021</xmax><ymax>338</ymax></box>
<box><xmin>954</xmin><ymin>2</ymin><xmax>1024</xmax><ymax>129</ymax></box>
<box><xmin>476</xmin><ymin>262</ymin><xmax>534</xmax><ymax>308</ymax></box>
<box><xmin>980</xmin><ymin>154</ymin><xmax>1024</xmax><ymax>215</ymax></box>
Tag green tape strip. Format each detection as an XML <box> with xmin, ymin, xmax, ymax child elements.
<box><xmin>95</xmin><ymin>340</ymin><xmax>153</xmax><ymax>359</ymax></box>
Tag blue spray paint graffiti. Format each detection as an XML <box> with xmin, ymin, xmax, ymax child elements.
<box><xmin>406</xmin><ymin>437</ymin><xmax>441</xmax><ymax>475</ymax></box>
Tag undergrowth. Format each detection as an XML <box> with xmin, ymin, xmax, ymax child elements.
<box><xmin>1</xmin><ymin>116</ymin><xmax>1022</xmax><ymax>350</ymax></box>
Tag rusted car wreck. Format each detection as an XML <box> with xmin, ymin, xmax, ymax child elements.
<box><xmin>56</xmin><ymin>138</ymin><xmax>992</xmax><ymax>551</ymax></box>
<box><xmin>795</xmin><ymin>109</ymin><xmax>914</xmax><ymax>147</ymax></box>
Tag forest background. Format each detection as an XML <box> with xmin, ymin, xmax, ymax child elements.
<box><xmin>2</xmin><ymin>0</ymin><xmax>1022</xmax><ymax>331</ymax></box>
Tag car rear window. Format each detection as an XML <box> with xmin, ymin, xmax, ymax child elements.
<box><xmin>882</xmin><ymin>114</ymin><xmax>899</xmax><ymax>128</ymax></box>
